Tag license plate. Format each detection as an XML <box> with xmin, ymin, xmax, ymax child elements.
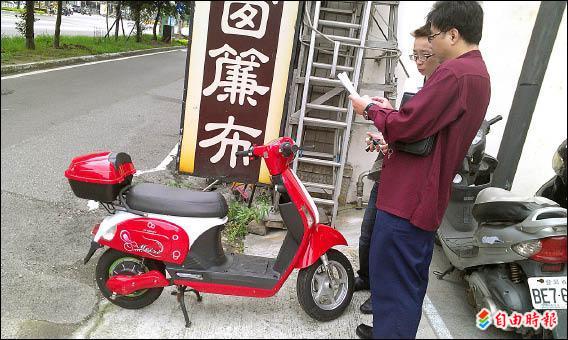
<box><xmin>528</xmin><ymin>276</ymin><xmax>567</xmax><ymax>310</ymax></box>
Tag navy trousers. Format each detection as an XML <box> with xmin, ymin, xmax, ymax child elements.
<box><xmin>357</xmin><ymin>182</ymin><xmax>379</xmax><ymax>283</ymax></box>
<box><xmin>369</xmin><ymin>209</ymin><xmax>435</xmax><ymax>339</ymax></box>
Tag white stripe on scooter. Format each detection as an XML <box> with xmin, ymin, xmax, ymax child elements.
<box><xmin>423</xmin><ymin>295</ymin><xmax>453</xmax><ymax>339</ymax></box>
<box><xmin>1</xmin><ymin>49</ymin><xmax>185</xmax><ymax>80</ymax></box>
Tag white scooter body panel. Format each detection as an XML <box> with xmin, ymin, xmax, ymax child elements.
<box><xmin>95</xmin><ymin>210</ymin><xmax>227</xmax><ymax>246</ymax></box>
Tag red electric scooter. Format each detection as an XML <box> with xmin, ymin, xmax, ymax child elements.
<box><xmin>65</xmin><ymin>137</ymin><xmax>354</xmax><ymax>327</ymax></box>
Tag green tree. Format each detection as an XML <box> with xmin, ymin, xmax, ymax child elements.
<box><xmin>150</xmin><ymin>1</ymin><xmax>176</xmax><ymax>41</ymax></box>
<box><xmin>53</xmin><ymin>0</ymin><xmax>63</xmax><ymax>48</ymax></box>
<box><xmin>114</xmin><ymin>1</ymin><xmax>122</xmax><ymax>40</ymax></box>
<box><xmin>151</xmin><ymin>1</ymin><xmax>163</xmax><ymax>41</ymax></box>
<box><xmin>15</xmin><ymin>1</ymin><xmax>35</xmax><ymax>49</ymax></box>
<box><xmin>123</xmin><ymin>1</ymin><xmax>153</xmax><ymax>43</ymax></box>
<box><xmin>131</xmin><ymin>1</ymin><xmax>143</xmax><ymax>43</ymax></box>
<box><xmin>174</xmin><ymin>1</ymin><xmax>192</xmax><ymax>36</ymax></box>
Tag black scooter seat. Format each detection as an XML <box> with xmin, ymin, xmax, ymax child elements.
<box><xmin>125</xmin><ymin>183</ymin><xmax>228</xmax><ymax>218</ymax></box>
<box><xmin>472</xmin><ymin>187</ymin><xmax>558</xmax><ymax>224</ymax></box>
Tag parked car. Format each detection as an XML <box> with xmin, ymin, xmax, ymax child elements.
<box><xmin>72</xmin><ymin>4</ymin><xmax>80</xmax><ymax>13</ymax></box>
<box><xmin>81</xmin><ymin>7</ymin><xmax>92</xmax><ymax>15</ymax></box>
<box><xmin>62</xmin><ymin>6</ymin><xmax>72</xmax><ymax>16</ymax></box>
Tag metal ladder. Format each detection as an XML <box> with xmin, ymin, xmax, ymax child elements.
<box><xmin>290</xmin><ymin>1</ymin><xmax>373</xmax><ymax>227</ymax></box>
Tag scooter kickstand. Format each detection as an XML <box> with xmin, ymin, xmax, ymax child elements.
<box><xmin>187</xmin><ymin>288</ymin><xmax>202</xmax><ymax>302</ymax></box>
<box><xmin>434</xmin><ymin>266</ymin><xmax>455</xmax><ymax>280</ymax></box>
<box><xmin>172</xmin><ymin>286</ymin><xmax>192</xmax><ymax>328</ymax></box>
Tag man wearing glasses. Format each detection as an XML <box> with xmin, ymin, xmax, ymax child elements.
<box><xmin>354</xmin><ymin>23</ymin><xmax>440</xmax><ymax>317</ymax></box>
<box><xmin>349</xmin><ymin>2</ymin><xmax>490</xmax><ymax>338</ymax></box>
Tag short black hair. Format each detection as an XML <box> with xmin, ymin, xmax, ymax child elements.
<box><xmin>427</xmin><ymin>1</ymin><xmax>483</xmax><ymax>45</ymax></box>
<box><xmin>411</xmin><ymin>23</ymin><xmax>431</xmax><ymax>38</ymax></box>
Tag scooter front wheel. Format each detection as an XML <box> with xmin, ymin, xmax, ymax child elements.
<box><xmin>296</xmin><ymin>248</ymin><xmax>354</xmax><ymax>321</ymax></box>
<box><xmin>96</xmin><ymin>249</ymin><xmax>165</xmax><ymax>309</ymax></box>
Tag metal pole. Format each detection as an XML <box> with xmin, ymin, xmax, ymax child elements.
<box><xmin>493</xmin><ymin>1</ymin><xmax>566</xmax><ymax>190</ymax></box>
<box><xmin>247</xmin><ymin>184</ymin><xmax>257</xmax><ymax>209</ymax></box>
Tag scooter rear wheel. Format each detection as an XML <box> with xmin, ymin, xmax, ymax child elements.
<box><xmin>296</xmin><ymin>248</ymin><xmax>354</xmax><ymax>321</ymax></box>
<box><xmin>96</xmin><ymin>249</ymin><xmax>165</xmax><ymax>309</ymax></box>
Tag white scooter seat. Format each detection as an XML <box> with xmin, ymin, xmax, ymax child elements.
<box><xmin>472</xmin><ymin>187</ymin><xmax>558</xmax><ymax>224</ymax></box>
<box><xmin>125</xmin><ymin>183</ymin><xmax>228</xmax><ymax>218</ymax></box>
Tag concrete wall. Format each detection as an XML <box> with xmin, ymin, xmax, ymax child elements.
<box><xmin>345</xmin><ymin>1</ymin><xmax>567</xmax><ymax>204</ymax></box>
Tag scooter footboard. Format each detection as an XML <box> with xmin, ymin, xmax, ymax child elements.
<box><xmin>295</xmin><ymin>224</ymin><xmax>347</xmax><ymax>269</ymax></box>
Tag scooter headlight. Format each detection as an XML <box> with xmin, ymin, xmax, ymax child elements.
<box><xmin>512</xmin><ymin>239</ymin><xmax>542</xmax><ymax>258</ymax></box>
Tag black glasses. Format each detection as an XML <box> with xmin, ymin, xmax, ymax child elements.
<box><xmin>427</xmin><ymin>31</ymin><xmax>444</xmax><ymax>43</ymax></box>
<box><xmin>409</xmin><ymin>53</ymin><xmax>435</xmax><ymax>62</ymax></box>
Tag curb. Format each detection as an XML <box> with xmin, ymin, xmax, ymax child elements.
<box><xmin>1</xmin><ymin>46</ymin><xmax>186</xmax><ymax>76</ymax></box>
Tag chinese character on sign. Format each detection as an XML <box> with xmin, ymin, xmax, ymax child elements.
<box><xmin>221</xmin><ymin>1</ymin><xmax>271</xmax><ymax>38</ymax></box>
<box><xmin>198</xmin><ymin>115</ymin><xmax>262</xmax><ymax>168</ymax></box>
<box><xmin>493</xmin><ymin>310</ymin><xmax>508</xmax><ymax>330</ymax></box>
<box><xmin>203</xmin><ymin>44</ymin><xmax>270</xmax><ymax>106</ymax></box>
<box><xmin>523</xmin><ymin>310</ymin><xmax>542</xmax><ymax>330</ymax></box>
<box><xmin>508</xmin><ymin>311</ymin><xmax>523</xmax><ymax>328</ymax></box>
<box><xmin>541</xmin><ymin>310</ymin><xmax>558</xmax><ymax>330</ymax></box>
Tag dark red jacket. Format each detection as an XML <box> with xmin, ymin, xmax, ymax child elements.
<box><xmin>367</xmin><ymin>50</ymin><xmax>491</xmax><ymax>231</ymax></box>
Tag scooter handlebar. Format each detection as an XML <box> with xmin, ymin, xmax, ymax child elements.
<box><xmin>487</xmin><ymin>115</ymin><xmax>503</xmax><ymax>126</ymax></box>
<box><xmin>235</xmin><ymin>149</ymin><xmax>252</xmax><ymax>157</ymax></box>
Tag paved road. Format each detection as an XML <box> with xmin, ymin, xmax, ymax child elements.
<box><xmin>1</xmin><ymin>49</ymin><xmax>188</xmax><ymax>338</ymax></box>
<box><xmin>1</xmin><ymin>50</ymin><xmax>518</xmax><ymax>338</ymax></box>
<box><xmin>1</xmin><ymin>10</ymin><xmax>153</xmax><ymax>37</ymax></box>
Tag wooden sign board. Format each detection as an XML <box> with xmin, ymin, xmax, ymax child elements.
<box><xmin>177</xmin><ymin>1</ymin><xmax>300</xmax><ymax>184</ymax></box>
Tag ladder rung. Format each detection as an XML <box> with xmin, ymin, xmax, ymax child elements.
<box><xmin>306</xmin><ymin>103</ymin><xmax>348</xmax><ymax>113</ymax></box>
<box><xmin>319</xmin><ymin>7</ymin><xmax>354</xmax><ymax>15</ymax></box>
<box><xmin>301</xmin><ymin>151</ymin><xmax>334</xmax><ymax>159</ymax></box>
<box><xmin>303</xmin><ymin>117</ymin><xmax>347</xmax><ymax>129</ymax></box>
<box><xmin>373</xmin><ymin>1</ymin><xmax>400</xmax><ymax>6</ymax></box>
<box><xmin>318</xmin><ymin>19</ymin><xmax>361</xmax><ymax>30</ymax></box>
<box><xmin>298</xmin><ymin>157</ymin><xmax>341</xmax><ymax>167</ymax></box>
<box><xmin>308</xmin><ymin>76</ymin><xmax>342</xmax><ymax>86</ymax></box>
<box><xmin>302</xmin><ymin>182</ymin><xmax>335</xmax><ymax>191</ymax></box>
<box><xmin>312</xmin><ymin>197</ymin><xmax>335</xmax><ymax>206</ymax></box>
<box><xmin>312</xmin><ymin>62</ymin><xmax>354</xmax><ymax>72</ymax></box>
<box><xmin>318</xmin><ymin>34</ymin><xmax>361</xmax><ymax>45</ymax></box>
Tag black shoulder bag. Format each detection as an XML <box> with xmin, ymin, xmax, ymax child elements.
<box><xmin>393</xmin><ymin>92</ymin><xmax>437</xmax><ymax>157</ymax></box>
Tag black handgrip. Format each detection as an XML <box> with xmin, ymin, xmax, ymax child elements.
<box><xmin>488</xmin><ymin>115</ymin><xmax>503</xmax><ymax>126</ymax></box>
<box><xmin>235</xmin><ymin>149</ymin><xmax>251</xmax><ymax>157</ymax></box>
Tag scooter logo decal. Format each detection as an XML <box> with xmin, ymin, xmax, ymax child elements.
<box><xmin>119</xmin><ymin>230</ymin><xmax>164</xmax><ymax>256</ymax></box>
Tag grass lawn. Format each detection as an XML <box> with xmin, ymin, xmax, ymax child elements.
<box><xmin>1</xmin><ymin>7</ymin><xmax>47</xmax><ymax>15</ymax></box>
<box><xmin>1</xmin><ymin>34</ymin><xmax>187</xmax><ymax>65</ymax></box>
